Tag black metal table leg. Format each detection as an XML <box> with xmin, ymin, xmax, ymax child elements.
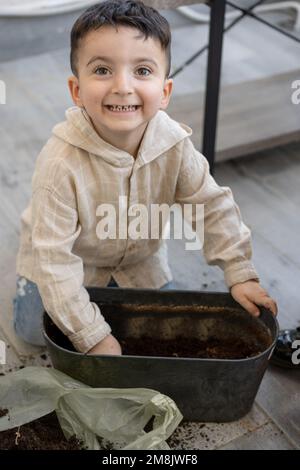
<box><xmin>202</xmin><ymin>0</ymin><xmax>226</xmax><ymax>174</ymax></box>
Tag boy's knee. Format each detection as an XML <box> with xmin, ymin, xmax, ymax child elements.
<box><xmin>13</xmin><ymin>277</ymin><xmax>46</xmax><ymax>346</ymax></box>
<box><xmin>13</xmin><ymin>313</ymin><xmax>46</xmax><ymax>346</ymax></box>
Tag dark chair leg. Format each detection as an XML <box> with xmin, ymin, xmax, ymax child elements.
<box><xmin>202</xmin><ymin>0</ymin><xmax>226</xmax><ymax>174</ymax></box>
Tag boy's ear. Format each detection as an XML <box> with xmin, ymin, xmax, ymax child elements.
<box><xmin>160</xmin><ymin>78</ymin><xmax>173</xmax><ymax>110</ymax></box>
<box><xmin>68</xmin><ymin>75</ymin><xmax>83</xmax><ymax>107</ymax></box>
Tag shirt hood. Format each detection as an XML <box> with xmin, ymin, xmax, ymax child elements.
<box><xmin>52</xmin><ymin>106</ymin><xmax>192</xmax><ymax>167</ymax></box>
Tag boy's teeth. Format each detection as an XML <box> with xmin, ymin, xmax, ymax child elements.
<box><xmin>108</xmin><ymin>105</ymin><xmax>138</xmax><ymax>111</ymax></box>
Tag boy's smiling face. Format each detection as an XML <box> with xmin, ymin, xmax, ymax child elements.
<box><xmin>68</xmin><ymin>25</ymin><xmax>173</xmax><ymax>157</ymax></box>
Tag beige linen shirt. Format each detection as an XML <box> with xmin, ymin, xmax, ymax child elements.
<box><xmin>16</xmin><ymin>107</ymin><xmax>259</xmax><ymax>352</ymax></box>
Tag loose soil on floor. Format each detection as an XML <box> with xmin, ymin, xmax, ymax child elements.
<box><xmin>0</xmin><ymin>411</ymin><xmax>83</xmax><ymax>450</ymax></box>
<box><xmin>0</xmin><ymin>409</ymin><xmax>116</xmax><ymax>450</ymax></box>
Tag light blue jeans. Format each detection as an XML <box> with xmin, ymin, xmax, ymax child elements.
<box><xmin>13</xmin><ymin>276</ymin><xmax>175</xmax><ymax>347</ymax></box>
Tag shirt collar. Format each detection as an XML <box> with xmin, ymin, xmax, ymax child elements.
<box><xmin>53</xmin><ymin>107</ymin><xmax>192</xmax><ymax>167</ymax></box>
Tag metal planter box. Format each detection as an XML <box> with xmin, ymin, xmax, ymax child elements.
<box><xmin>43</xmin><ymin>288</ymin><xmax>278</xmax><ymax>422</ymax></box>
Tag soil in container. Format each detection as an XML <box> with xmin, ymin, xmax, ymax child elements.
<box><xmin>0</xmin><ymin>409</ymin><xmax>114</xmax><ymax>450</ymax></box>
<box><xmin>45</xmin><ymin>309</ymin><xmax>272</xmax><ymax>359</ymax></box>
<box><xmin>47</xmin><ymin>327</ymin><xmax>269</xmax><ymax>359</ymax></box>
<box><xmin>120</xmin><ymin>335</ymin><xmax>267</xmax><ymax>359</ymax></box>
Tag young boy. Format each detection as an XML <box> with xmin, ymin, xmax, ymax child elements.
<box><xmin>13</xmin><ymin>0</ymin><xmax>277</xmax><ymax>356</ymax></box>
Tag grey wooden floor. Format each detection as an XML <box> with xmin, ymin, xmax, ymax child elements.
<box><xmin>0</xmin><ymin>5</ymin><xmax>299</xmax><ymax>450</ymax></box>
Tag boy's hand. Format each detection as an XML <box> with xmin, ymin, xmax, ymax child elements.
<box><xmin>230</xmin><ymin>280</ymin><xmax>277</xmax><ymax>317</ymax></box>
<box><xmin>87</xmin><ymin>334</ymin><xmax>122</xmax><ymax>355</ymax></box>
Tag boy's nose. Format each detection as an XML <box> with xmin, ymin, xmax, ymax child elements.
<box><xmin>111</xmin><ymin>72</ymin><xmax>133</xmax><ymax>95</ymax></box>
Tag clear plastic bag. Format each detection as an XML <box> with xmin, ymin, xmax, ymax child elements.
<box><xmin>0</xmin><ymin>366</ymin><xmax>182</xmax><ymax>450</ymax></box>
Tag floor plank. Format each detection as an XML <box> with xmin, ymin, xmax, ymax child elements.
<box><xmin>215</xmin><ymin>157</ymin><xmax>300</xmax><ymax>271</ymax></box>
<box><xmin>219</xmin><ymin>422</ymin><xmax>296</xmax><ymax>450</ymax></box>
<box><xmin>257</xmin><ymin>366</ymin><xmax>300</xmax><ymax>448</ymax></box>
<box><xmin>168</xmin><ymin>403</ymin><xmax>269</xmax><ymax>450</ymax></box>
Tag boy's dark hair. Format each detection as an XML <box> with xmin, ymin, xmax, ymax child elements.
<box><xmin>70</xmin><ymin>0</ymin><xmax>171</xmax><ymax>78</ymax></box>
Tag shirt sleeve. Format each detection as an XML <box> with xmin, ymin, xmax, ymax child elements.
<box><xmin>175</xmin><ymin>137</ymin><xmax>259</xmax><ymax>288</ymax></box>
<box><xmin>31</xmin><ymin>187</ymin><xmax>111</xmax><ymax>353</ymax></box>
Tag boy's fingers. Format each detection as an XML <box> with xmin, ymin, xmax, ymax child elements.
<box><xmin>255</xmin><ymin>297</ymin><xmax>278</xmax><ymax>316</ymax></box>
<box><xmin>235</xmin><ymin>296</ymin><xmax>260</xmax><ymax>317</ymax></box>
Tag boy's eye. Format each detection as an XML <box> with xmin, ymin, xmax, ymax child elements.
<box><xmin>136</xmin><ymin>67</ymin><xmax>151</xmax><ymax>76</ymax></box>
<box><xmin>94</xmin><ymin>66</ymin><xmax>110</xmax><ymax>75</ymax></box>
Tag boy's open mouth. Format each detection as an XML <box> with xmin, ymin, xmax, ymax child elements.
<box><xmin>105</xmin><ymin>104</ymin><xmax>141</xmax><ymax>113</ymax></box>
